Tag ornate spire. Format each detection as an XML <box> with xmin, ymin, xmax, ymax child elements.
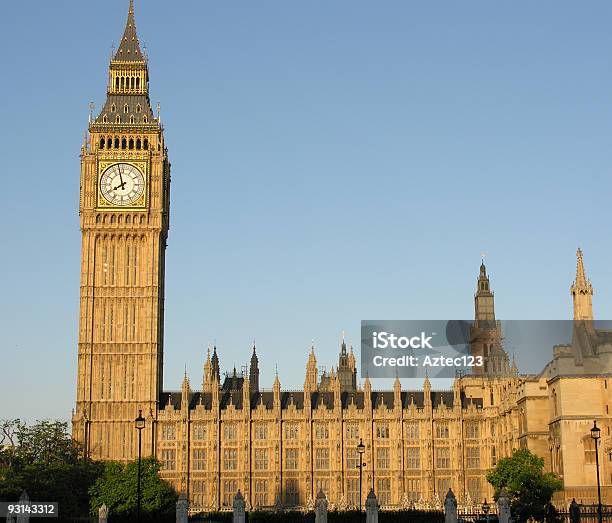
<box><xmin>114</xmin><ymin>0</ymin><xmax>144</xmax><ymax>62</ymax></box>
<box><xmin>474</xmin><ymin>258</ymin><xmax>495</xmax><ymax>323</ymax></box>
<box><xmin>571</xmin><ymin>248</ymin><xmax>594</xmax><ymax>320</ymax></box>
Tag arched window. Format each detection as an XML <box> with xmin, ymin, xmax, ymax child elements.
<box><xmin>114</xmin><ymin>137</ymin><xmax>120</xmax><ymax>149</ymax></box>
<box><xmin>99</xmin><ymin>137</ymin><xmax>105</xmax><ymax>149</ymax></box>
<box><xmin>131</xmin><ymin>77</ymin><xmax>135</xmax><ymax>90</ymax></box>
<box><xmin>126</xmin><ymin>215</ymin><xmax>131</xmax><ymax>224</ymax></box>
<box><xmin>96</xmin><ymin>214</ymin><xmax>101</xmax><ymax>224</ymax></box>
<box><xmin>129</xmin><ymin>138</ymin><xmax>134</xmax><ymax>150</ymax></box>
<box><xmin>143</xmin><ymin>138</ymin><xmax>149</xmax><ymax>149</ymax></box>
<box><xmin>136</xmin><ymin>104</ymin><xmax>141</xmax><ymax>113</ymax></box>
<box><xmin>143</xmin><ymin>115</ymin><xmax>148</xmax><ymax>123</ymax></box>
<box><xmin>120</xmin><ymin>77</ymin><xmax>125</xmax><ymax>90</ymax></box>
<box><xmin>107</xmin><ymin>137</ymin><xmax>112</xmax><ymax>148</ymax></box>
<box><xmin>136</xmin><ymin>77</ymin><xmax>140</xmax><ymax>90</ymax></box>
<box><xmin>124</xmin><ymin>104</ymin><xmax>129</xmax><ymax>113</ymax></box>
<box><xmin>110</xmin><ymin>215</ymin><xmax>116</xmax><ymax>224</ymax></box>
<box><xmin>102</xmin><ymin>115</ymin><xmax>108</xmax><ymax>123</ymax></box>
<box><xmin>130</xmin><ymin>116</ymin><xmax>135</xmax><ymax>124</ymax></box>
<box><xmin>111</xmin><ymin>104</ymin><xmax>116</xmax><ymax>113</ymax></box>
<box><xmin>140</xmin><ymin>216</ymin><xmax>145</xmax><ymax>225</ymax></box>
<box><xmin>136</xmin><ymin>138</ymin><xmax>141</xmax><ymax>150</ymax></box>
<box><xmin>115</xmin><ymin>77</ymin><xmax>119</xmax><ymax>90</ymax></box>
<box><xmin>115</xmin><ymin>115</ymin><xmax>121</xmax><ymax>124</ymax></box>
<box><xmin>121</xmin><ymin>137</ymin><xmax>127</xmax><ymax>149</ymax></box>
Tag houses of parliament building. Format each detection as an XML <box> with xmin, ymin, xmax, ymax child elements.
<box><xmin>72</xmin><ymin>1</ymin><xmax>612</xmax><ymax>512</ymax></box>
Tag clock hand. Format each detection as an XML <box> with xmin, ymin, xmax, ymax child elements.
<box><xmin>118</xmin><ymin>166</ymin><xmax>126</xmax><ymax>186</ymax></box>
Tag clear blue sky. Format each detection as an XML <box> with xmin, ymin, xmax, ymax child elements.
<box><xmin>1</xmin><ymin>1</ymin><xmax>611</xmax><ymax>422</ymax></box>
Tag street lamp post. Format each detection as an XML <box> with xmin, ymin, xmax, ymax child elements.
<box><xmin>591</xmin><ymin>420</ymin><xmax>603</xmax><ymax>523</ymax></box>
<box><xmin>356</xmin><ymin>438</ymin><xmax>366</xmax><ymax>511</ymax></box>
<box><xmin>135</xmin><ymin>410</ymin><xmax>146</xmax><ymax>522</ymax></box>
<box><xmin>482</xmin><ymin>498</ymin><xmax>490</xmax><ymax>523</ymax></box>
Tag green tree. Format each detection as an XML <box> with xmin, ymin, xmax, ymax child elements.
<box><xmin>486</xmin><ymin>448</ymin><xmax>563</xmax><ymax>523</ymax></box>
<box><xmin>0</xmin><ymin>420</ymin><xmax>102</xmax><ymax>517</ymax></box>
<box><xmin>89</xmin><ymin>457</ymin><xmax>177</xmax><ymax>520</ymax></box>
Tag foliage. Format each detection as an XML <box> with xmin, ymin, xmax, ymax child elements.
<box><xmin>0</xmin><ymin>419</ymin><xmax>102</xmax><ymax>518</ymax></box>
<box><xmin>89</xmin><ymin>456</ymin><xmax>177</xmax><ymax>520</ymax></box>
<box><xmin>486</xmin><ymin>448</ymin><xmax>563</xmax><ymax>523</ymax></box>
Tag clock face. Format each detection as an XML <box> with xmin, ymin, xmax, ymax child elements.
<box><xmin>100</xmin><ymin>163</ymin><xmax>145</xmax><ymax>206</ymax></box>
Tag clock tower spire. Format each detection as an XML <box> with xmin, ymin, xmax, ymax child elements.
<box><xmin>73</xmin><ymin>0</ymin><xmax>170</xmax><ymax>461</ymax></box>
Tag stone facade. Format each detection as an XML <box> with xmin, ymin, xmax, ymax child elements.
<box><xmin>73</xmin><ymin>1</ymin><xmax>612</xmax><ymax>513</ymax></box>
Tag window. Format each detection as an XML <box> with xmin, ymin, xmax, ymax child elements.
<box><xmin>436</xmin><ymin>446</ymin><xmax>450</xmax><ymax>469</ymax></box>
<box><xmin>254</xmin><ymin>424</ymin><xmax>268</xmax><ymax>440</ymax></box>
<box><xmin>492</xmin><ymin>446</ymin><xmax>497</xmax><ymax>466</ymax></box>
<box><xmin>437</xmin><ymin>477</ymin><xmax>451</xmax><ymax>496</ymax></box>
<box><xmin>405</xmin><ymin>423</ymin><xmax>419</xmax><ymax>440</ymax></box>
<box><xmin>346</xmin><ymin>424</ymin><xmax>359</xmax><ymax>439</ymax></box>
<box><xmin>254</xmin><ymin>480</ymin><xmax>267</xmax><ymax>507</ymax></box>
<box><xmin>255</xmin><ymin>448</ymin><xmax>268</xmax><ymax>470</ymax></box>
<box><xmin>223</xmin><ymin>448</ymin><xmax>237</xmax><ymax>470</ymax></box>
<box><xmin>222</xmin><ymin>480</ymin><xmax>237</xmax><ymax>507</ymax></box>
<box><xmin>160</xmin><ymin>449</ymin><xmax>176</xmax><ymax>470</ymax></box>
<box><xmin>124</xmin><ymin>104</ymin><xmax>129</xmax><ymax>113</ymax></box>
<box><xmin>285</xmin><ymin>479</ymin><xmax>299</xmax><ymax>506</ymax></box>
<box><xmin>192</xmin><ymin>448</ymin><xmax>206</xmax><ymax>471</ymax></box>
<box><xmin>315</xmin><ymin>479</ymin><xmax>329</xmax><ymax>496</ymax></box>
<box><xmin>466</xmin><ymin>447</ymin><xmax>480</xmax><ymax>468</ymax></box>
<box><xmin>223</xmin><ymin>423</ymin><xmax>237</xmax><ymax>440</ymax></box>
<box><xmin>346</xmin><ymin>448</ymin><xmax>359</xmax><ymax>470</ymax></box>
<box><xmin>111</xmin><ymin>104</ymin><xmax>116</xmax><ymax>112</ymax></box>
<box><xmin>376</xmin><ymin>478</ymin><xmax>391</xmax><ymax>506</ymax></box>
<box><xmin>136</xmin><ymin>104</ymin><xmax>141</xmax><ymax>113</ymax></box>
<box><xmin>315</xmin><ymin>423</ymin><xmax>329</xmax><ymax>439</ymax></box>
<box><xmin>315</xmin><ymin>448</ymin><xmax>329</xmax><ymax>470</ymax></box>
<box><xmin>285</xmin><ymin>424</ymin><xmax>298</xmax><ymax>439</ymax></box>
<box><xmin>406</xmin><ymin>447</ymin><xmax>420</xmax><ymax>469</ymax></box>
<box><xmin>193</xmin><ymin>424</ymin><xmax>206</xmax><ymax>440</ymax></box>
<box><xmin>406</xmin><ymin>479</ymin><xmax>420</xmax><ymax>501</ymax></box>
<box><xmin>435</xmin><ymin>423</ymin><xmax>449</xmax><ymax>439</ymax></box>
<box><xmin>192</xmin><ymin>480</ymin><xmax>205</xmax><ymax>508</ymax></box>
<box><xmin>285</xmin><ymin>448</ymin><xmax>298</xmax><ymax>470</ymax></box>
<box><xmin>347</xmin><ymin>478</ymin><xmax>360</xmax><ymax>507</ymax></box>
<box><xmin>161</xmin><ymin>424</ymin><xmax>176</xmax><ymax>440</ymax></box>
<box><xmin>376</xmin><ymin>423</ymin><xmax>390</xmax><ymax>439</ymax></box>
<box><xmin>116</xmin><ymin>115</ymin><xmax>121</xmax><ymax>124</ymax></box>
<box><xmin>584</xmin><ymin>437</ymin><xmax>596</xmax><ymax>465</ymax></box>
<box><xmin>467</xmin><ymin>478</ymin><xmax>481</xmax><ymax>503</ymax></box>
<box><xmin>376</xmin><ymin>447</ymin><xmax>390</xmax><ymax>469</ymax></box>
<box><xmin>465</xmin><ymin>422</ymin><xmax>479</xmax><ymax>439</ymax></box>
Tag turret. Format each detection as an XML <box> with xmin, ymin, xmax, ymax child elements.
<box><xmin>181</xmin><ymin>370</ymin><xmax>190</xmax><ymax>418</ymax></box>
<box><xmin>203</xmin><ymin>347</ymin><xmax>212</xmax><ymax>392</ymax></box>
<box><xmin>470</xmin><ymin>260</ymin><xmax>509</xmax><ymax>376</ymax></box>
<box><xmin>305</xmin><ymin>343</ymin><xmax>318</xmax><ymax>392</ymax></box>
<box><xmin>249</xmin><ymin>344</ymin><xmax>260</xmax><ymax>395</ymax></box>
<box><xmin>571</xmin><ymin>248</ymin><xmax>594</xmax><ymax>320</ymax></box>
<box><xmin>211</xmin><ymin>346</ymin><xmax>220</xmax><ymax>383</ymax></box>
<box><xmin>273</xmin><ymin>372</ymin><xmax>281</xmax><ymax>412</ymax></box>
<box><xmin>393</xmin><ymin>376</ymin><xmax>402</xmax><ymax>414</ymax></box>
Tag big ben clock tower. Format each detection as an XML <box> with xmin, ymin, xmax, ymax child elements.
<box><xmin>73</xmin><ymin>0</ymin><xmax>170</xmax><ymax>461</ymax></box>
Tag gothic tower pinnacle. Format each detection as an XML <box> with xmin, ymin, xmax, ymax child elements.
<box><xmin>571</xmin><ymin>248</ymin><xmax>594</xmax><ymax>320</ymax></box>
